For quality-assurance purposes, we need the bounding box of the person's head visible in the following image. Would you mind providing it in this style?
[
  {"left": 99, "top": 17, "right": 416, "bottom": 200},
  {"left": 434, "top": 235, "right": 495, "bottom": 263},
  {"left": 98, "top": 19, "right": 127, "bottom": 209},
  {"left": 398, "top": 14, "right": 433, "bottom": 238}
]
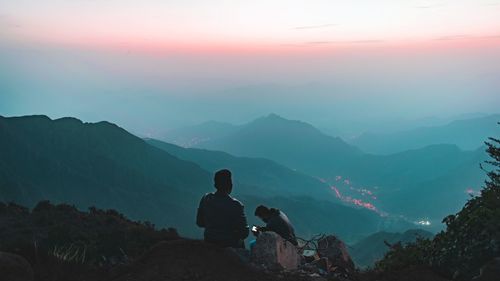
[
  {"left": 214, "top": 169, "right": 233, "bottom": 194},
  {"left": 255, "top": 205, "right": 272, "bottom": 222}
]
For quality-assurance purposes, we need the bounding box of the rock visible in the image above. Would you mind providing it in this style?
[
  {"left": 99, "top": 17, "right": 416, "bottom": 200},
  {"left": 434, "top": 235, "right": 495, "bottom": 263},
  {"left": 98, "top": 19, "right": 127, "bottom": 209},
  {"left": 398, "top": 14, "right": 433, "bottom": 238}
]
[
  {"left": 317, "top": 235, "right": 355, "bottom": 272},
  {"left": 472, "top": 257, "right": 500, "bottom": 281},
  {"left": 309, "top": 257, "right": 330, "bottom": 273},
  {"left": 250, "top": 232, "right": 301, "bottom": 271},
  {"left": 0, "top": 252, "right": 34, "bottom": 281}
]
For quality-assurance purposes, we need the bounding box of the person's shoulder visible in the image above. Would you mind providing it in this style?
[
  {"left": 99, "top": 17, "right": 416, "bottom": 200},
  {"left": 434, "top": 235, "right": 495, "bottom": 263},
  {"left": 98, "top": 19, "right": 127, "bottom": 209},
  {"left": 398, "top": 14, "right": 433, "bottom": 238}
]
[
  {"left": 201, "top": 192, "right": 215, "bottom": 201},
  {"left": 229, "top": 196, "right": 244, "bottom": 208},
  {"left": 270, "top": 208, "right": 281, "bottom": 216}
]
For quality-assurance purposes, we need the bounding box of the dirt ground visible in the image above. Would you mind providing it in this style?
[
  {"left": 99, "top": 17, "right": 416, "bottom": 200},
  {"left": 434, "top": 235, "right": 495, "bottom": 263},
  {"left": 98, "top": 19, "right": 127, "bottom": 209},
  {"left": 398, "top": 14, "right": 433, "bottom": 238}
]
[
  {"left": 107, "top": 239, "right": 455, "bottom": 281},
  {"left": 108, "top": 239, "right": 311, "bottom": 281}
]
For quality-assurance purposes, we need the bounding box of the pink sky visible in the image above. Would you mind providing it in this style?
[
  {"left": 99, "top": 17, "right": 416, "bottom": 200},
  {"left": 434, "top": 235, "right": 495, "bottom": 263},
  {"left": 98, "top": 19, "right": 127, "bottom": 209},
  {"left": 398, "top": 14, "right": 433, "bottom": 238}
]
[{"left": 1, "top": 0, "right": 500, "bottom": 53}]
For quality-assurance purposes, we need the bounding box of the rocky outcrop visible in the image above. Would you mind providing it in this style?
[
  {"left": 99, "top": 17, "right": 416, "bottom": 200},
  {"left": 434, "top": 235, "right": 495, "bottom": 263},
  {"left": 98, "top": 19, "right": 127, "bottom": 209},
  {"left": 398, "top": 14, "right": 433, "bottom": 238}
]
[
  {"left": 0, "top": 252, "right": 34, "bottom": 281},
  {"left": 317, "top": 235, "right": 355, "bottom": 272},
  {"left": 251, "top": 232, "right": 301, "bottom": 270},
  {"left": 298, "top": 235, "right": 357, "bottom": 280}
]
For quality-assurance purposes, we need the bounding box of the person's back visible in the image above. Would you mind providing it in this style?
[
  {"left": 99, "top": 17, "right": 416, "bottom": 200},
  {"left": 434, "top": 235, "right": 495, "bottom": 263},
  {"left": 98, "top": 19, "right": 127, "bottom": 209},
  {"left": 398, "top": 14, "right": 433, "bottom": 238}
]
[
  {"left": 254, "top": 206, "right": 298, "bottom": 246},
  {"left": 196, "top": 169, "right": 249, "bottom": 248}
]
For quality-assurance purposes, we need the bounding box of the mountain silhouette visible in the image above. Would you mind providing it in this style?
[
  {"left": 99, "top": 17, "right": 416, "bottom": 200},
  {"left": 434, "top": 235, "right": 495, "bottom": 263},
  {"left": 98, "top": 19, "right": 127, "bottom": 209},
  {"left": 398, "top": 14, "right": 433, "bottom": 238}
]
[
  {"left": 197, "top": 113, "right": 362, "bottom": 175},
  {"left": 162, "top": 120, "right": 238, "bottom": 147},
  {"left": 0, "top": 115, "right": 211, "bottom": 236},
  {"left": 351, "top": 114, "right": 500, "bottom": 154},
  {"left": 186, "top": 114, "right": 487, "bottom": 226},
  {"left": 146, "top": 138, "right": 335, "bottom": 200},
  {"left": 349, "top": 229, "right": 434, "bottom": 268}
]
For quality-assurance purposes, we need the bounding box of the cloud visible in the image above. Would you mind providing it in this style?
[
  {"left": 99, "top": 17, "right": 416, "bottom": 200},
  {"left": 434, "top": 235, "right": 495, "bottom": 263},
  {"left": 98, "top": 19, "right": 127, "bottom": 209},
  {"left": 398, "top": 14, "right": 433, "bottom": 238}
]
[
  {"left": 306, "top": 41, "right": 332, "bottom": 45},
  {"left": 433, "top": 34, "right": 500, "bottom": 41},
  {"left": 293, "top": 23, "right": 338, "bottom": 30},
  {"left": 481, "top": 2, "right": 500, "bottom": 6},
  {"left": 305, "top": 39, "right": 384, "bottom": 45},
  {"left": 434, "top": 34, "right": 471, "bottom": 41},
  {"left": 342, "top": 40, "right": 385, "bottom": 44},
  {"left": 415, "top": 2, "right": 446, "bottom": 9},
  {"left": 479, "top": 34, "right": 500, "bottom": 39}
]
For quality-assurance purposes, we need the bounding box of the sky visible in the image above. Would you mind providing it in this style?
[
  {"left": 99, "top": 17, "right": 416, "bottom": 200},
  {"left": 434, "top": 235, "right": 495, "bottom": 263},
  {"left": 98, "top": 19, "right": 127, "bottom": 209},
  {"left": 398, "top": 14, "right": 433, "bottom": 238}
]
[{"left": 1, "top": 0, "right": 500, "bottom": 137}]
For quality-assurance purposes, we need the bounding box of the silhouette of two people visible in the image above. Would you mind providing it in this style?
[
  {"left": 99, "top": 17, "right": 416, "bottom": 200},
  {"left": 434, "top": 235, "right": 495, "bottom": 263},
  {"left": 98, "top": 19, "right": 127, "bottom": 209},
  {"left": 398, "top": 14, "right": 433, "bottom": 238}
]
[{"left": 196, "top": 169, "right": 297, "bottom": 249}]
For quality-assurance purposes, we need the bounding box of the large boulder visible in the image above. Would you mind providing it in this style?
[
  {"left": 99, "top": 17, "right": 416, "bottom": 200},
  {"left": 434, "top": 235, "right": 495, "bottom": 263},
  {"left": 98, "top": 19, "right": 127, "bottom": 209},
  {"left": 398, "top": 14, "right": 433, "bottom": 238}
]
[
  {"left": 251, "top": 232, "right": 301, "bottom": 271},
  {"left": 0, "top": 252, "right": 34, "bottom": 281},
  {"left": 317, "top": 235, "right": 355, "bottom": 273}
]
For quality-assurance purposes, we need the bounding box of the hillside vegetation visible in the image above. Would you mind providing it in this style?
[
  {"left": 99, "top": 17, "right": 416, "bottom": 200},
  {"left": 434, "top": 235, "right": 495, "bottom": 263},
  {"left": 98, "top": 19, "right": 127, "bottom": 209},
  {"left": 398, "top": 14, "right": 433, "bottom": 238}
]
[{"left": 374, "top": 136, "right": 500, "bottom": 280}]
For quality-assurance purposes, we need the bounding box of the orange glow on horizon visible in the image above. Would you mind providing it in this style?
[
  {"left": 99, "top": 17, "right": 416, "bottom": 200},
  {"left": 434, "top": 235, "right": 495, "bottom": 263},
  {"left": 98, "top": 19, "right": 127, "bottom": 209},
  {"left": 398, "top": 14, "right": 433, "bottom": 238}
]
[
  {"left": 2, "top": 0, "right": 500, "bottom": 56},
  {"left": 5, "top": 29, "right": 500, "bottom": 57}
]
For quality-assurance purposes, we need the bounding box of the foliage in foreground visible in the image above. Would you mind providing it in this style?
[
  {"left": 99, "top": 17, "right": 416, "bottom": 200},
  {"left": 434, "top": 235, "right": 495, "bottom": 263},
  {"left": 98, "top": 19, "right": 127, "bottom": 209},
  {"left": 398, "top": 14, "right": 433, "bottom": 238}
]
[
  {"left": 0, "top": 201, "right": 179, "bottom": 267},
  {"left": 376, "top": 137, "right": 500, "bottom": 280}
]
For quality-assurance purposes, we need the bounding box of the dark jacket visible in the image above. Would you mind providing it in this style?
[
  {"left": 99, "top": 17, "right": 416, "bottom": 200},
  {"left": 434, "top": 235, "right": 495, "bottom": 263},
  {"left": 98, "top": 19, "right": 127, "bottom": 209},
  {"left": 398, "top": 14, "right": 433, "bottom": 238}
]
[
  {"left": 263, "top": 208, "right": 298, "bottom": 246},
  {"left": 196, "top": 192, "right": 249, "bottom": 248}
]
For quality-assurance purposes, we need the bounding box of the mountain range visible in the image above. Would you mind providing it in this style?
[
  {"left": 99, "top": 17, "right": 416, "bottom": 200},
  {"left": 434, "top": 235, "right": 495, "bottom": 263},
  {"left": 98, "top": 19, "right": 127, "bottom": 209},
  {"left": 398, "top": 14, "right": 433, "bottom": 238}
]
[
  {"left": 146, "top": 138, "right": 334, "bottom": 200},
  {"left": 1, "top": 113, "right": 494, "bottom": 238},
  {"left": 350, "top": 114, "right": 500, "bottom": 154},
  {"left": 0, "top": 115, "right": 410, "bottom": 240},
  {"left": 0, "top": 115, "right": 211, "bottom": 236},
  {"left": 163, "top": 113, "right": 492, "bottom": 226},
  {"left": 349, "top": 229, "right": 434, "bottom": 268}
]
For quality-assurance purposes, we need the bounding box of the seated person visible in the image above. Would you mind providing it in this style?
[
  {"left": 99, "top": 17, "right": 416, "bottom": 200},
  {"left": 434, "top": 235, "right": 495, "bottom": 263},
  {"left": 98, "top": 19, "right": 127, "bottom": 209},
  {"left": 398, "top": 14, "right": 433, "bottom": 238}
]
[
  {"left": 253, "top": 205, "right": 298, "bottom": 246},
  {"left": 196, "top": 169, "right": 249, "bottom": 248}
]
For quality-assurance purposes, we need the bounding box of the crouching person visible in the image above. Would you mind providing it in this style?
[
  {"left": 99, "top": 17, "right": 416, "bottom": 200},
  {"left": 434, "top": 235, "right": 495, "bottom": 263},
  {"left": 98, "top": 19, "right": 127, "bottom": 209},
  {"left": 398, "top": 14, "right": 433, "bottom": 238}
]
[
  {"left": 250, "top": 205, "right": 301, "bottom": 270},
  {"left": 253, "top": 205, "right": 298, "bottom": 246}
]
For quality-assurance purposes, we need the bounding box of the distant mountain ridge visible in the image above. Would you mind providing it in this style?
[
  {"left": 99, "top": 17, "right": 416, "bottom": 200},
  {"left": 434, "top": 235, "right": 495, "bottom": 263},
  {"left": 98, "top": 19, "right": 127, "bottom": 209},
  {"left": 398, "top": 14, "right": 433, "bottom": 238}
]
[
  {"left": 180, "top": 114, "right": 488, "bottom": 226},
  {"left": 197, "top": 113, "right": 362, "bottom": 175},
  {"left": 351, "top": 114, "right": 500, "bottom": 154},
  {"left": 146, "top": 138, "right": 418, "bottom": 238},
  {"left": 146, "top": 138, "right": 335, "bottom": 200},
  {"left": 162, "top": 120, "right": 238, "bottom": 147},
  {"left": 349, "top": 229, "right": 434, "bottom": 268}
]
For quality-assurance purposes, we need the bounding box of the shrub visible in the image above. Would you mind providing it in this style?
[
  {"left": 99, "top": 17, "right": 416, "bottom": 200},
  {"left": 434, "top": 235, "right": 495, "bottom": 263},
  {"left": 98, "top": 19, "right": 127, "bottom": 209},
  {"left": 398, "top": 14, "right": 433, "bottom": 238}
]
[{"left": 375, "top": 136, "right": 500, "bottom": 280}]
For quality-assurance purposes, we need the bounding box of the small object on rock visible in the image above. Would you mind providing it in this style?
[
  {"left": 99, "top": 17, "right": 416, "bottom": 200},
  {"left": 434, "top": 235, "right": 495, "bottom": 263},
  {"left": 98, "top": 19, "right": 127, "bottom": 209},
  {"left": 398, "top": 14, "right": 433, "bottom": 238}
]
[
  {"left": 250, "top": 232, "right": 301, "bottom": 270},
  {"left": 303, "top": 249, "right": 319, "bottom": 263},
  {"left": 0, "top": 251, "right": 34, "bottom": 281}
]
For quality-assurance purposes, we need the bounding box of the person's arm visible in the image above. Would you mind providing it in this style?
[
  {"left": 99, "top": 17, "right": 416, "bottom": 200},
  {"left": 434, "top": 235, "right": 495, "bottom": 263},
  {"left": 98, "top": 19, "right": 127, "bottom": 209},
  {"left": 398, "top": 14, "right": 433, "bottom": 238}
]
[
  {"left": 264, "top": 217, "right": 278, "bottom": 233},
  {"left": 258, "top": 226, "right": 268, "bottom": 232},
  {"left": 196, "top": 196, "right": 206, "bottom": 228},
  {"left": 235, "top": 204, "right": 249, "bottom": 240}
]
